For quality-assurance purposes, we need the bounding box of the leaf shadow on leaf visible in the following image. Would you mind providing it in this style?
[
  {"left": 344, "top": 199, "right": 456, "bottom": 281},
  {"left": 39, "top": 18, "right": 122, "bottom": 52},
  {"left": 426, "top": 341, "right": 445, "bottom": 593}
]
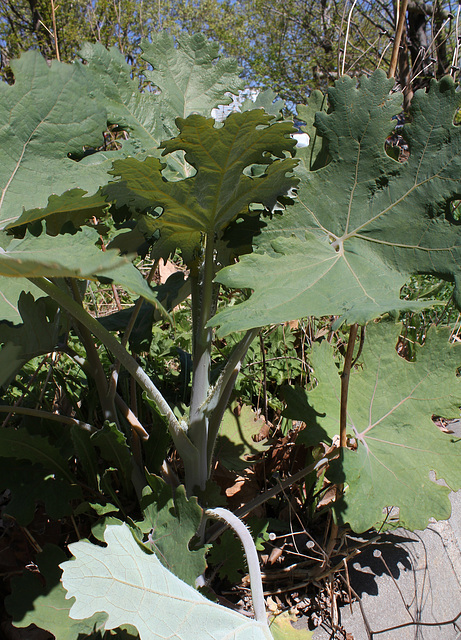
[
  {"left": 6, "top": 544, "right": 66, "bottom": 621},
  {"left": 213, "top": 434, "right": 247, "bottom": 471},
  {"left": 0, "top": 458, "right": 80, "bottom": 525},
  {"left": 214, "top": 404, "right": 270, "bottom": 471},
  {"left": 345, "top": 531, "right": 415, "bottom": 597},
  {"left": 281, "top": 385, "right": 330, "bottom": 447},
  {"left": 222, "top": 213, "right": 269, "bottom": 260},
  {"left": 5, "top": 544, "right": 115, "bottom": 639}
]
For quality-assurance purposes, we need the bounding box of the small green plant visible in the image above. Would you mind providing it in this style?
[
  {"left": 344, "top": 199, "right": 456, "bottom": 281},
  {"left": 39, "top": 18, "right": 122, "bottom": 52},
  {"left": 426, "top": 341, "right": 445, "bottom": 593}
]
[{"left": 0, "top": 32, "right": 460, "bottom": 640}]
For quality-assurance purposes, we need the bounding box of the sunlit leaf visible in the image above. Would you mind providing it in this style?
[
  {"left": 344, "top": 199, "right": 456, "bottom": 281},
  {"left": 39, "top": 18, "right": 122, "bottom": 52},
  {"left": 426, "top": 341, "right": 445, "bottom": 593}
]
[
  {"left": 216, "top": 403, "right": 269, "bottom": 470},
  {"left": 136, "top": 477, "right": 207, "bottom": 586},
  {"left": 0, "top": 52, "right": 110, "bottom": 231},
  {"left": 211, "top": 72, "right": 461, "bottom": 335},
  {"left": 61, "top": 523, "right": 273, "bottom": 640},
  {"left": 287, "top": 322, "right": 461, "bottom": 531},
  {"left": 0, "top": 226, "right": 159, "bottom": 304}
]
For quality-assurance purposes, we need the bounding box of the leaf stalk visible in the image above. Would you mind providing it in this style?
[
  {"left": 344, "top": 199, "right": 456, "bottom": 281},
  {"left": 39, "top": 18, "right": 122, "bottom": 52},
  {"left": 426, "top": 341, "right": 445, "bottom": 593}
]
[
  {"left": 340, "top": 323, "right": 359, "bottom": 448},
  {"left": 28, "top": 277, "right": 198, "bottom": 466},
  {"left": 206, "top": 507, "right": 268, "bottom": 626}
]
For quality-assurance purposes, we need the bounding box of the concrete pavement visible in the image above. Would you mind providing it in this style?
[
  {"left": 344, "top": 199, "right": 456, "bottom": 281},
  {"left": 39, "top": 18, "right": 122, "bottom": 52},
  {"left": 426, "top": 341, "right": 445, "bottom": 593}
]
[{"left": 297, "top": 422, "right": 461, "bottom": 639}]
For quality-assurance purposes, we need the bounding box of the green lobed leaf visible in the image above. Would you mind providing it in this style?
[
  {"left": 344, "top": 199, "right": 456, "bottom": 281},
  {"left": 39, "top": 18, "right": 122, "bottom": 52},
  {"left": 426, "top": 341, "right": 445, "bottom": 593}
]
[
  {"left": 79, "top": 41, "right": 168, "bottom": 155},
  {"left": 282, "top": 384, "right": 329, "bottom": 447},
  {"left": 91, "top": 422, "right": 133, "bottom": 493},
  {"left": 0, "top": 292, "right": 65, "bottom": 386},
  {"left": 289, "top": 322, "right": 461, "bottom": 532},
  {"left": 0, "top": 276, "right": 47, "bottom": 324},
  {"left": 71, "top": 424, "right": 99, "bottom": 489},
  {"left": 241, "top": 89, "right": 285, "bottom": 118},
  {"left": 12, "top": 189, "right": 110, "bottom": 234},
  {"left": 210, "top": 72, "right": 461, "bottom": 335},
  {"left": 0, "top": 458, "right": 81, "bottom": 525},
  {"left": 98, "top": 271, "right": 190, "bottom": 352},
  {"left": 79, "top": 33, "right": 244, "bottom": 180},
  {"left": 61, "top": 523, "right": 273, "bottom": 640},
  {"left": 215, "top": 403, "right": 270, "bottom": 471},
  {"left": 91, "top": 515, "right": 124, "bottom": 542},
  {"left": 136, "top": 476, "right": 207, "bottom": 587},
  {"left": 0, "top": 226, "right": 160, "bottom": 305},
  {"left": 295, "top": 90, "right": 329, "bottom": 171},
  {"left": 0, "top": 428, "right": 74, "bottom": 483},
  {"left": 105, "top": 110, "right": 298, "bottom": 264},
  {"left": 208, "top": 529, "right": 245, "bottom": 583},
  {"left": 208, "top": 518, "right": 269, "bottom": 583},
  {"left": 141, "top": 419, "right": 172, "bottom": 476},
  {"left": 269, "top": 612, "right": 313, "bottom": 640},
  {"left": 142, "top": 32, "right": 243, "bottom": 127},
  {"left": 1, "top": 32, "right": 243, "bottom": 235}
]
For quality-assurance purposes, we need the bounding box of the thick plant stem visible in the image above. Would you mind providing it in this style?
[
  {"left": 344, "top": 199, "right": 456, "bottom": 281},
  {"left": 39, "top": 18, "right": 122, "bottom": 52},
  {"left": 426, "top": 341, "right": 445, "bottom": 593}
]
[
  {"left": 205, "top": 327, "right": 260, "bottom": 468},
  {"left": 204, "top": 328, "right": 260, "bottom": 417},
  {"left": 188, "top": 235, "right": 215, "bottom": 492},
  {"left": 28, "top": 277, "right": 198, "bottom": 467},
  {"left": 206, "top": 508, "right": 268, "bottom": 626}
]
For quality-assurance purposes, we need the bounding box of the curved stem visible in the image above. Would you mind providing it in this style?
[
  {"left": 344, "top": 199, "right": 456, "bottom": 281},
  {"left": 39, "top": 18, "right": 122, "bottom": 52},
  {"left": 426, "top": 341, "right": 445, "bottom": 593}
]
[
  {"left": 68, "top": 279, "right": 117, "bottom": 424},
  {"left": 114, "top": 394, "right": 149, "bottom": 440},
  {"left": 205, "top": 327, "right": 260, "bottom": 470},
  {"left": 0, "top": 404, "right": 96, "bottom": 433},
  {"left": 108, "top": 260, "right": 159, "bottom": 405},
  {"left": 206, "top": 507, "right": 268, "bottom": 626},
  {"left": 28, "top": 277, "right": 198, "bottom": 466}
]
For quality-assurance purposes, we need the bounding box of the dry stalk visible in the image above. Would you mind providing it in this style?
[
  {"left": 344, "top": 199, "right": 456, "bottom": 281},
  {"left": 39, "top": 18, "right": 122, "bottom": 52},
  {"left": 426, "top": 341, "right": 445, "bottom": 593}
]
[{"left": 388, "top": 0, "right": 409, "bottom": 79}]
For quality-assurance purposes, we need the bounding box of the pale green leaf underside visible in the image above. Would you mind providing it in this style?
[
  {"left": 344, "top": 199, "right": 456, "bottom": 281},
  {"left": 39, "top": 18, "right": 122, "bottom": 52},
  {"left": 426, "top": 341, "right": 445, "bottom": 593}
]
[
  {"left": 61, "top": 523, "right": 272, "bottom": 640},
  {"left": 0, "top": 227, "right": 159, "bottom": 304},
  {"left": 210, "top": 233, "right": 430, "bottom": 335},
  {"left": 142, "top": 32, "right": 243, "bottom": 124},
  {"left": 80, "top": 32, "right": 244, "bottom": 181},
  {"left": 0, "top": 52, "right": 112, "bottom": 230},
  {"left": 79, "top": 41, "right": 169, "bottom": 154},
  {"left": 211, "top": 72, "right": 461, "bottom": 334},
  {"left": 297, "top": 322, "right": 461, "bottom": 532},
  {"left": 1, "top": 32, "right": 242, "bottom": 233}
]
